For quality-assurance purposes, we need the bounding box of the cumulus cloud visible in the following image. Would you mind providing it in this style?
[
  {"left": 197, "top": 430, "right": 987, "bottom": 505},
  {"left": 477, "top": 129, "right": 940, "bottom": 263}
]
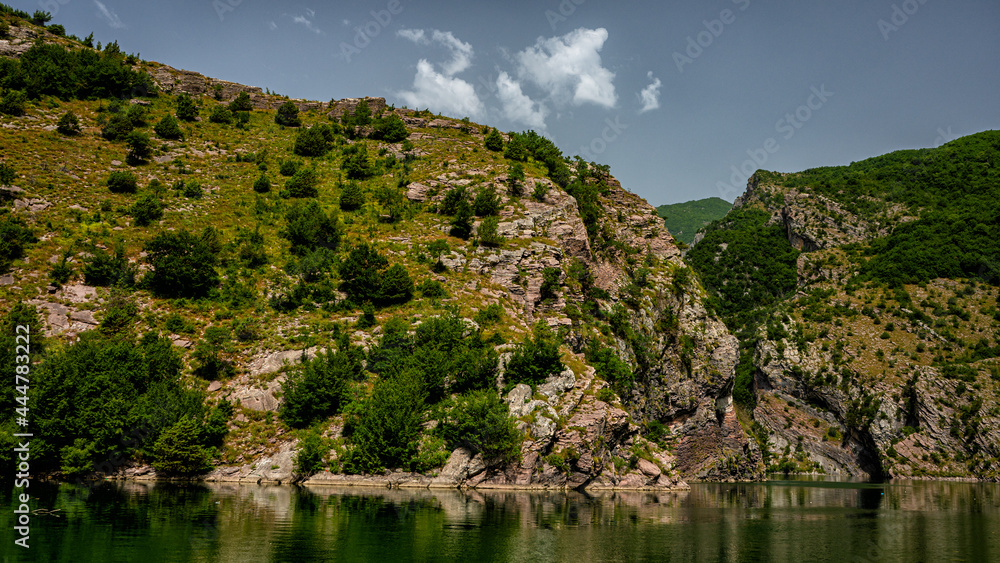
[
  {"left": 496, "top": 72, "right": 548, "bottom": 132},
  {"left": 396, "top": 30, "right": 484, "bottom": 119},
  {"left": 515, "top": 27, "right": 617, "bottom": 109},
  {"left": 638, "top": 71, "right": 662, "bottom": 113},
  {"left": 94, "top": 0, "right": 125, "bottom": 29},
  {"left": 291, "top": 12, "right": 322, "bottom": 34}
]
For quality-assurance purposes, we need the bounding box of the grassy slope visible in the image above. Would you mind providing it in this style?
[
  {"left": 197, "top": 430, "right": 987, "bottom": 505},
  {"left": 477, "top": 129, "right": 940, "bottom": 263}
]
[{"left": 655, "top": 197, "right": 731, "bottom": 244}]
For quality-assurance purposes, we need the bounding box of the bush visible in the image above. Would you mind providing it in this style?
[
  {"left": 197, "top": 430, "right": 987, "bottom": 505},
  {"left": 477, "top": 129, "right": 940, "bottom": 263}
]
[
  {"left": 46, "top": 23, "right": 64, "bottom": 36},
  {"left": 478, "top": 215, "right": 503, "bottom": 247},
  {"left": 473, "top": 188, "right": 501, "bottom": 217},
  {"left": 192, "top": 326, "right": 234, "bottom": 379},
  {"left": 504, "top": 133, "right": 527, "bottom": 161},
  {"left": 131, "top": 192, "right": 164, "bottom": 226},
  {"left": 125, "top": 104, "right": 147, "bottom": 127},
  {"left": 31, "top": 10, "right": 52, "bottom": 25},
  {"left": 484, "top": 128, "right": 503, "bottom": 151},
  {"left": 339, "top": 180, "right": 364, "bottom": 211},
  {"left": 586, "top": 342, "right": 634, "bottom": 397},
  {"left": 505, "top": 322, "right": 564, "bottom": 387},
  {"left": 151, "top": 416, "right": 213, "bottom": 475},
  {"left": 279, "top": 159, "right": 299, "bottom": 177},
  {"left": 56, "top": 111, "right": 81, "bottom": 135},
  {"left": 181, "top": 180, "right": 203, "bottom": 199},
  {"left": 379, "top": 264, "right": 415, "bottom": 305},
  {"left": 371, "top": 114, "right": 408, "bottom": 142},
  {"left": 280, "top": 200, "right": 341, "bottom": 255},
  {"left": 125, "top": 130, "right": 152, "bottom": 164},
  {"left": 153, "top": 114, "right": 183, "bottom": 140},
  {"left": 342, "top": 144, "right": 374, "bottom": 180},
  {"left": 82, "top": 245, "right": 134, "bottom": 287},
  {"left": 294, "top": 431, "right": 327, "bottom": 477},
  {"left": 252, "top": 173, "right": 271, "bottom": 193},
  {"left": 143, "top": 228, "right": 220, "bottom": 298},
  {"left": 438, "top": 390, "right": 521, "bottom": 467},
  {"left": 0, "top": 162, "right": 15, "bottom": 186},
  {"left": 176, "top": 94, "right": 198, "bottom": 121},
  {"left": 208, "top": 106, "right": 232, "bottom": 124},
  {"left": 229, "top": 91, "right": 253, "bottom": 112},
  {"left": 418, "top": 279, "right": 446, "bottom": 298},
  {"left": 293, "top": 125, "right": 331, "bottom": 157},
  {"left": 507, "top": 163, "right": 525, "bottom": 196},
  {"left": 107, "top": 170, "right": 138, "bottom": 193},
  {"left": 275, "top": 101, "right": 301, "bottom": 127},
  {"left": 344, "top": 370, "right": 424, "bottom": 474},
  {"left": 0, "top": 215, "right": 35, "bottom": 272},
  {"left": 101, "top": 112, "right": 133, "bottom": 140},
  {"left": 281, "top": 347, "right": 363, "bottom": 428},
  {"left": 339, "top": 244, "right": 413, "bottom": 307},
  {"left": 540, "top": 267, "right": 561, "bottom": 302},
  {"left": 282, "top": 167, "right": 320, "bottom": 198},
  {"left": 449, "top": 199, "right": 473, "bottom": 240},
  {"left": 0, "top": 89, "right": 26, "bottom": 116}
]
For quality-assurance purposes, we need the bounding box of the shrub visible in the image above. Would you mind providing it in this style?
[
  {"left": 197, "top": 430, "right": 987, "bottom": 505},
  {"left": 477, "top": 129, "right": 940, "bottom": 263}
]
[
  {"left": 507, "top": 163, "right": 525, "bottom": 196},
  {"left": 438, "top": 390, "right": 521, "bottom": 467},
  {"left": 279, "top": 159, "right": 299, "bottom": 177},
  {"left": 282, "top": 167, "right": 320, "bottom": 198},
  {"left": 153, "top": 114, "right": 183, "bottom": 140},
  {"left": 82, "top": 245, "right": 134, "bottom": 287},
  {"left": 131, "top": 192, "right": 164, "bottom": 226},
  {"left": 473, "top": 188, "right": 501, "bottom": 217},
  {"left": 229, "top": 91, "right": 253, "bottom": 112},
  {"left": 418, "top": 279, "right": 446, "bottom": 299},
  {"left": 484, "top": 128, "right": 503, "bottom": 151},
  {"left": 505, "top": 322, "right": 564, "bottom": 387},
  {"left": 208, "top": 106, "right": 232, "bottom": 124},
  {"left": 275, "top": 101, "right": 301, "bottom": 127},
  {"left": 342, "top": 144, "right": 374, "bottom": 180},
  {"left": 281, "top": 348, "right": 363, "bottom": 428},
  {"left": 504, "top": 133, "right": 527, "bottom": 161},
  {"left": 339, "top": 180, "right": 365, "bottom": 211},
  {"left": 107, "top": 170, "right": 138, "bottom": 193},
  {"left": 125, "top": 104, "right": 147, "bottom": 127},
  {"left": 143, "top": 228, "right": 220, "bottom": 298},
  {"left": 176, "top": 94, "right": 198, "bottom": 121},
  {"left": 252, "top": 173, "right": 271, "bottom": 193},
  {"left": 478, "top": 215, "right": 503, "bottom": 247},
  {"left": 151, "top": 416, "right": 213, "bottom": 475},
  {"left": 586, "top": 342, "right": 634, "bottom": 397},
  {"left": 339, "top": 244, "right": 413, "bottom": 307},
  {"left": 192, "top": 326, "right": 234, "bottom": 379},
  {"left": 56, "top": 111, "right": 81, "bottom": 135},
  {"left": 449, "top": 199, "right": 473, "bottom": 240},
  {"left": 50, "top": 256, "right": 73, "bottom": 286},
  {"left": 293, "top": 125, "right": 331, "bottom": 157},
  {"left": 46, "top": 23, "right": 64, "bottom": 36},
  {"left": 379, "top": 264, "right": 415, "bottom": 305},
  {"left": 532, "top": 180, "right": 549, "bottom": 202},
  {"left": 294, "top": 430, "right": 326, "bottom": 477},
  {"left": 280, "top": 200, "right": 341, "bottom": 255},
  {"left": 125, "top": 130, "right": 152, "bottom": 164},
  {"left": 371, "top": 114, "right": 408, "bottom": 142},
  {"left": 0, "top": 162, "right": 14, "bottom": 186},
  {"left": 0, "top": 89, "right": 26, "bottom": 116},
  {"left": 0, "top": 215, "right": 35, "bottom": 272},
  {"left": 31, "top": 10, "right": 52, "bottom": 25},
  {"left": 181, "top": 180, "right": 203, "bottom": 199},
  {"left": 232, "top": 317, "right": 260, "bottom": 342},
  {"left": 344, "top": 370, "right": 424, "bottom": 474},
  {"left": 540, "top": 267, "right": 561, "bottom": 302},
  {"left": 101, "top": 112, "right": 133, "bottom": 140}
]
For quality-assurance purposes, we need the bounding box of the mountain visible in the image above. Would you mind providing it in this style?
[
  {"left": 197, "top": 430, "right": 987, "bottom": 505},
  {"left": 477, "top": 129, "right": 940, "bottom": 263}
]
[
  {"left": 655, "top": 197, "right": 732, "bottom": 245},
  {"left": 687, "top": 132, "right": 1000, "bottom": 480},
  {"left": 0, "top": 9, "right": 760, "bottom": 489}
]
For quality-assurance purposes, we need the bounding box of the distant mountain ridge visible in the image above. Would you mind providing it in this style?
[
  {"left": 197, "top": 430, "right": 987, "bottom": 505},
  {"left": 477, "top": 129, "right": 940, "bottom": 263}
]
[{"left": 655, "top": 197, "right": 732, "bottom": 244}]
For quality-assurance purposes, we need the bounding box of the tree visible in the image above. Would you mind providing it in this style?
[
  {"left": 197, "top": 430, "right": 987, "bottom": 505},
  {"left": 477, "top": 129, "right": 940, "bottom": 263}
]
[
  {"left": 339, "top": 180, "right": 365, "bottom": 211},
  {"left": 507, "top": 163, "right": 525, "bottom": 196},
  {"left": 131, "top": 192, "right": 164, "bottom": 226},
  {"left": 107, "top": 170, "right": 138, "bottom": 193},
  {"left": 0, "top": 89, "right": 26, "bottom": 116},
  {"left": 153, "top": 114, "right": 183, "bottom": 140},
  {"left": 344, "top": 370, "right": 424, "bottom": 473},
  {"left": 379, "top": 264, "right": 414, "bottom": 305},
  {"left": 294, "top": 430, "right": 327, "bottom": 477},
  {"left": 478, "top": 215, "right": 503, "bottom": 248},
  {"left": 30, "top": 10, "right": 52, "bottom": 25},
  {"left": 0, "top": 162, "right": 16, "bottom": 186},
  {"left": 505, "top": 322, "right": 564, "bottom": 386},
  {"left": 275, "top": 101, "right": 301, "bottom": 127},
  {"left": 281, "top": 348, "right": 362, "bottom": 428},
  {"left": 342, "top": 144, "right": 373, "bottom": 180},
  {"left": 504, "top": 133, "right": 527, "bottom": 161},
  {"left": 280, "top": 200, "right": 341, "bottom": 255},
  {"left": 438, "top": 390, "right": 521, "bottom": 467},
  {"left": 56, "top": 111, "right": 81, "bottom": 135},
  {"left": 473, "top": 188, "right": 501, "bottom": 217},
  {"left": 282, "top": 167, "right": 320, "bottom": 198},
  {"left": 143, "top": 228, "right": 220, "bottom": 298},
  {"left": 371, "top": 114, "right": 408, "bottom": 142},
  {"left": 125, "top": 130, "right": 152, "bottom": 164},
  {"left": 252, "top": 173, "right": 271, "bottom": 193},
  {"left": 484, "top": 128, "right": 503, "bottom": 151},
  {"left": 449, "top": 199, "right": 473, "bottom": 240},
  {"left": 101, "top": 113, "right": 133, "bottom": 141},
  {"left": 208, "top": 106, "right": 232, "bottom": 124},
  {"left": 176, "top": 93, "right": 198, "bottom": 121},
  {"left": 229, "top": 91, "right": 253, "bottom": 112},
  {"left": 151, "top": 416, "right": 213, "bottom": 475},
  {"left": 293, "top": 125, "right": 330, "bottom": 157},
  {"left": 0, "top": 215, "right": 35, "bottom": 273}
]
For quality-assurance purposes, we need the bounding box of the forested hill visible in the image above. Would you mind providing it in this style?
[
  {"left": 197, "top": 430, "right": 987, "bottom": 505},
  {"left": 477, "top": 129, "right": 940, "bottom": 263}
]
[
  {"left": 687, "top": 130, "right": 1000, "bottom": 480},
  {"left": 655, "top": 197, "right": 732, "bottom": 245},
  {"left": 0, "top": 6, "right": 758, "bottom": 488}
]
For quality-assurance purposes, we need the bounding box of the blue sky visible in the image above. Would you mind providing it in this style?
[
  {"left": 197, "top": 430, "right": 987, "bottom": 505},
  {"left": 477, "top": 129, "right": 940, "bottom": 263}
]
[{"left": 16, "top": 0, "right": 1000, "bottom": 205}]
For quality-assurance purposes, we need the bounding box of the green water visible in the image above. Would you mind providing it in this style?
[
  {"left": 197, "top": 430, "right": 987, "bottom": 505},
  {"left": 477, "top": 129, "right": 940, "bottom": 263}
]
[{"left": 2, "top": 478, "right": 999, "bottom": 562}]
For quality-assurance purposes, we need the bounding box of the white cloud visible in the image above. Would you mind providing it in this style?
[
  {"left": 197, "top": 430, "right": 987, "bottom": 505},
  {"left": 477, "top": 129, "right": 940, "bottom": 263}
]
[
  {"left": 397, "top": 60, "right": 485, "bottom": 119},
  {"left": 496, "top": 72, "right": 548, "bottom": 132},
  {"left": 638, "top": 71, "right": 662, "bottom": 113},
  {"left": 398, "top": 29, "right": 473, "bottom": 76},
  {"left": 515, "top": 27, "right": 617, "bottom": 109},
  {"left": 291, "top": 13, "right": 322, "bottom": 34},
  {"left": 397, "top": 28, "right": 428, "bottom": 45},
  {"left": 93, "top": 0, "right": 125, "bottom": 29}
]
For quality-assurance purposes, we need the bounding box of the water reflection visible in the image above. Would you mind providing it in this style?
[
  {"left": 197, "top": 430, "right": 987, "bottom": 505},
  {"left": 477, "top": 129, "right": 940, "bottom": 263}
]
[{"left": 1, "top": 478, "right": 998, "bottom": 562}]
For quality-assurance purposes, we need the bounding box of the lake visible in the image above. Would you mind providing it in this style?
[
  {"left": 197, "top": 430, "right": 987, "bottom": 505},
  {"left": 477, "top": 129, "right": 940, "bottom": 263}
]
[{"left": 2, "top": 477, "right": 999, "bottom": 562}]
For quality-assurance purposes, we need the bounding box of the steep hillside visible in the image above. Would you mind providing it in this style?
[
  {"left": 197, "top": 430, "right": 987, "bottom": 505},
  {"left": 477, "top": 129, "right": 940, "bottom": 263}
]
[
  {"left": 0, "top": 9, "right": 759, "bottom": 489},
  {"left": 689, "top": 132, "right": 1000, "bottom": 480},
  {"left": 655, "top": 197, "right": 732, "bottom": 245}
]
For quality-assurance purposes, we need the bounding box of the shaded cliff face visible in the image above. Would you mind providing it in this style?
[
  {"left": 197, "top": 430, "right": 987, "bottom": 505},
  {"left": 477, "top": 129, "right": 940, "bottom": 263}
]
[
  {"left": 695, "top": 135, "right": 1000, "bottom": 481},
  {"left": 0, "top": 31, "right": 758, "bottom": 487}
]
